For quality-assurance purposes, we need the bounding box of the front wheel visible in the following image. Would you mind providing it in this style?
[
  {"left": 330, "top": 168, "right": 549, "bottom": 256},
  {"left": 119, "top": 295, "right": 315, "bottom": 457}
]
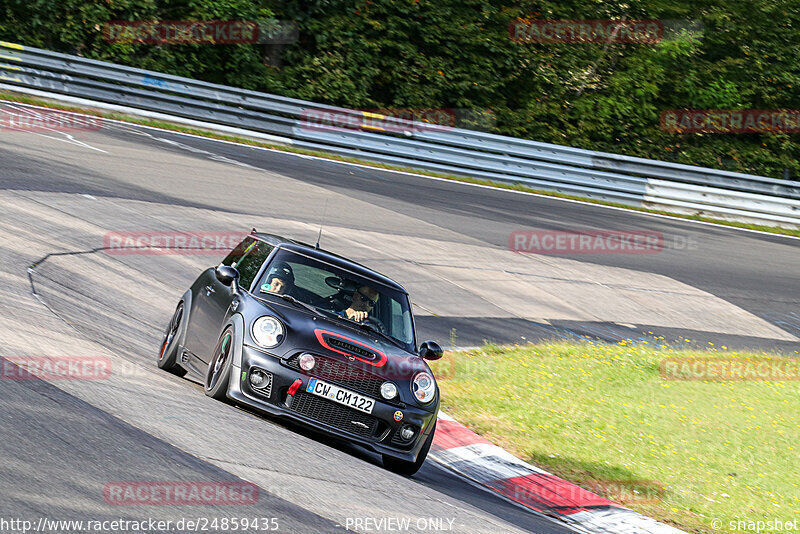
[
  {"left": 382, "top": 421, "right": 436, "bottom": 476},
  {"left": 205, "top": 327, "right": 234, "bottom": 400},
  {"left": 157, "top": 303, "right": 187, "bottom": 377}
]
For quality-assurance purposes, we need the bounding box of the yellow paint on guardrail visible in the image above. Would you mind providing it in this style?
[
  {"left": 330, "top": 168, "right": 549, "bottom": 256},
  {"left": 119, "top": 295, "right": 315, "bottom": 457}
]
[
  {"left": 0, "top": 54, "right": 20, "bottom": 62},
  {"left": 0, "top": 64, "right": 22, "bottom": 71},
  {"left": 0, "top": 42, "right": 25, "bottom": 51},
  {"left": 0, "top": 75, "right": 22, "bottom": 82},
  {"left": 361, "top": 111, "right": 386, "bottom": 131}
]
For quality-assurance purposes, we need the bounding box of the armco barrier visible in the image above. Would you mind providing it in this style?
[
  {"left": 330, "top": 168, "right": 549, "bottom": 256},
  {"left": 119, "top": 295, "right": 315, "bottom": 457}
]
[{"left": 1, "top": 40, "right": 798, "bottom": 227}]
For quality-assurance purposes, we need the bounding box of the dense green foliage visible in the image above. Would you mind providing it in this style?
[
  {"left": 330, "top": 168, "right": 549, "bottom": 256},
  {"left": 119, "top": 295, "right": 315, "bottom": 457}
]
[{"left": 2, "top": 0, "right": 799, "bottom": 178}]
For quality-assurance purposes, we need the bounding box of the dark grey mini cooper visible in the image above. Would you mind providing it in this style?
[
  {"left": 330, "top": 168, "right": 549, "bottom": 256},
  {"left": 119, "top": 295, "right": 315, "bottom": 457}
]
[{"left": 157, "top": 231, "right": 443, "bottom": 475}]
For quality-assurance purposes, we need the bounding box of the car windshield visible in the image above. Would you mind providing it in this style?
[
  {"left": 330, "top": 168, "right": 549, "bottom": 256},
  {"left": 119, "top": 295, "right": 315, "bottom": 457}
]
[{"left": 255, "top": 248, "right": 415, "bottom": 350}]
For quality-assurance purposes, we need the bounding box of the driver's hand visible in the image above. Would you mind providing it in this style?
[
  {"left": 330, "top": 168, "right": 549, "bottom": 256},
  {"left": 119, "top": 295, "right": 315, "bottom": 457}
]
[{"left": 346, "top": 308, "right": 369, "bottom": 322}]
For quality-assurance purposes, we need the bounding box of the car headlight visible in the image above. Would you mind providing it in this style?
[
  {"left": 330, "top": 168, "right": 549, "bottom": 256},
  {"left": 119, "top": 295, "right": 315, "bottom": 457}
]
[
  {"left": 251, "top": 316, "right": 284, "bottom": 349},
  {"left": 412, "top": 372, "right": 436, "bottom": 404},
  {"left": 380, "top": 381, "right": 398, "bottom": 400}
]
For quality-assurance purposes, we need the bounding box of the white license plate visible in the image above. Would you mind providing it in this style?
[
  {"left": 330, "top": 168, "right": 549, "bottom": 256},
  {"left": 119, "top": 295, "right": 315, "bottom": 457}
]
[{"left": 306, "top": 378, "right": 375, "bottom": 414}]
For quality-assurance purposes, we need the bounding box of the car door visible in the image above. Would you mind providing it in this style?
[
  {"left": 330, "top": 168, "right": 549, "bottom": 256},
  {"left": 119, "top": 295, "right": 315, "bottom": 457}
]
[{"left": 186, "top": 238, "right": 273, "bottom": 365}]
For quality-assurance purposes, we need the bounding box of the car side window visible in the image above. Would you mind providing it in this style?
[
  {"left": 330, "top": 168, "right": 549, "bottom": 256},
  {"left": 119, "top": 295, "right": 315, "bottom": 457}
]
[
  {"left": 226, "top": 239, "right": 274, "bottom": 291},
  {"left": 390, "top": 299, "right": 414, "bottom": 344},
  {"left": 222, "top": 237, "right": 253, "bottom": 267}
]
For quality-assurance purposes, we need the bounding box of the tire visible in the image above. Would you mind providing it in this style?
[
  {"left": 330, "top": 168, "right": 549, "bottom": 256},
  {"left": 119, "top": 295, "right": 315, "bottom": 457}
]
[
  {"left": 383, "top": 421, "right": 436, "bottom": 476},
  {"left": 157, "top": 303, "right": 187, "bottom": 377},
  {"left": 204, "top": 327, "right": 234, "bottom": 400}
]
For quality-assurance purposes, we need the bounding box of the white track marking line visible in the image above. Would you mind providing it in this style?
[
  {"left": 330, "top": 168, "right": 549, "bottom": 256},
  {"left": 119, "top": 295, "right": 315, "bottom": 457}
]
[{"left": 0, "top": 105, "right": 108, "bottom": 153}]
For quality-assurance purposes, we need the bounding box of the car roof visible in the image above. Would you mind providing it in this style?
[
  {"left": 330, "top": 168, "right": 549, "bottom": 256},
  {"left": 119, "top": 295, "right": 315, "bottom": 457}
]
[{"left": 252, "top": 232, "right": 407, "bottom": 293}]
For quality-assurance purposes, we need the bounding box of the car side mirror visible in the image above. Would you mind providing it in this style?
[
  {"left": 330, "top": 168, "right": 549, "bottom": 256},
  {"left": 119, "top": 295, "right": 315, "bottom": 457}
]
[
  {"left": 215, "top": 265, "right": 240, "bottom": 287},
  {"left": 419, "top": 340, "right": 443, "bottom": 361}
]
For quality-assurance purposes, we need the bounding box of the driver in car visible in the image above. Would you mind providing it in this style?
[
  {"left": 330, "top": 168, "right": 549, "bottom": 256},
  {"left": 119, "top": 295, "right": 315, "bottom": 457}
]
[
  {"left": 341, "top": 285, "right": 379, "bottom": 323},
  {"left": 260, "top": 262, "right": 295, "bottom": 296}
]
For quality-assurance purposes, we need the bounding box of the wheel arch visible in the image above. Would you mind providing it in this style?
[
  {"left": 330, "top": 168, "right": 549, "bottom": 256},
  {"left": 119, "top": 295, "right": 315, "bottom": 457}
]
[
  {"left": 175, "top": 289, "right": 193, "bottom": 349},
  {"left": 224, "top": 313, "right": 246, "bottom": 401}
]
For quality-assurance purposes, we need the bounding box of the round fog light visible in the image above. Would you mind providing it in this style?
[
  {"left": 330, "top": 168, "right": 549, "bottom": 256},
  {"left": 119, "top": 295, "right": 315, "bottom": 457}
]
[
  {"left": 380, "top": 382, "right": 398, "bottom": 400},
  {"left": 400, "top": 425, "right": 416, "bottom": 441},
  {"left": 249, "top": 369, "right": 266, "bottom": 388},
  {"left": 298, "top": 353, "right": 316, "bottom": 371}
]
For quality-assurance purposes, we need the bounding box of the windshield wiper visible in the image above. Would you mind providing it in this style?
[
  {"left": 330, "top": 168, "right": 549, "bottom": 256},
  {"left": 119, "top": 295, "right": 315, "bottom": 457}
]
[
  {"left": 279, "top": 294, "right": 326, "bottom": 317},
  {"left": 355, "top": 321, "right": 406, "bottom": 350},
  {"left": 260, "top": 293, "right": 326, "bottom": 319}
]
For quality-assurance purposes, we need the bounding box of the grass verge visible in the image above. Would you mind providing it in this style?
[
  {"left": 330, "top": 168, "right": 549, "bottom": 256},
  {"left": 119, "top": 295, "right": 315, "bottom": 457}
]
[
  {"left": 436, "top": 342, "right": 800, "bottom": 533},
  {"left": 1, "top": 90, "right": 798, "bottom": 238}
]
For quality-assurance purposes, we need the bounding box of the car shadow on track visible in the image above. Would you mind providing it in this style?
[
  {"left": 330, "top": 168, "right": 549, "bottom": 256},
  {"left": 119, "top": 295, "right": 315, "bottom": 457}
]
[{"left": 209, "top": 384, "right": 576, "bottom": 534}]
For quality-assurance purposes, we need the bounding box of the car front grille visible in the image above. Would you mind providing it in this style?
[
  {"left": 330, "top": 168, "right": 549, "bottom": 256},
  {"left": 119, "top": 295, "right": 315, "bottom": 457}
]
[
  {"left": 286, "top": 354, "right": 383, "bottom": 398},
  {"left": 290, "top": 391, "right": 378, "bottom": 438}
]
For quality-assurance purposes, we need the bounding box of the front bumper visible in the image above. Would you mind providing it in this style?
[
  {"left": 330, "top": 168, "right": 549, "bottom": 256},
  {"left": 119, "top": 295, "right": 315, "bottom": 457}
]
[{"left": 227, "top": 345, "right": 437, "bottom": 462}]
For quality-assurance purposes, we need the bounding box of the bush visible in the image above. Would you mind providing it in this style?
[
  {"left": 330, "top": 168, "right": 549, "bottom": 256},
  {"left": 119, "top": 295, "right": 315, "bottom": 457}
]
[{"left": 3, "top": 0, "right": 799, "bottom": 178}]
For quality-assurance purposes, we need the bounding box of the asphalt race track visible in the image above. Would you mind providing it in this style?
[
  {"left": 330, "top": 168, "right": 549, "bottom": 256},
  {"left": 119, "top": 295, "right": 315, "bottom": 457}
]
[{"left": 1, "top": 101, "right": 798, "bottom": 533}]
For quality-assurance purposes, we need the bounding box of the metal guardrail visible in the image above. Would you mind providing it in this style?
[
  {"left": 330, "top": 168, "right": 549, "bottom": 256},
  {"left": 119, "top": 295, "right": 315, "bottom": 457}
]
[{"left": 2, "top": 40, "right": 799, "bottom": 226}]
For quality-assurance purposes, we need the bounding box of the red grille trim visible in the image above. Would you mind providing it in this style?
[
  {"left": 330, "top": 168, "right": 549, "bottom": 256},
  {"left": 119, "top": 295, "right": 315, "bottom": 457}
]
[{"left": 314, "top": 329, "right": 387, "bottom": 367}]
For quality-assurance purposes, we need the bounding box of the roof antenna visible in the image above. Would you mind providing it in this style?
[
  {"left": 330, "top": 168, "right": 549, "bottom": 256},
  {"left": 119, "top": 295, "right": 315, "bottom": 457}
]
[
  {"left": 314, "top": 199, "right": 328, "bottom": 250},
  {"left": 314, "top": 227, "right": 323, "bottom": 250}
]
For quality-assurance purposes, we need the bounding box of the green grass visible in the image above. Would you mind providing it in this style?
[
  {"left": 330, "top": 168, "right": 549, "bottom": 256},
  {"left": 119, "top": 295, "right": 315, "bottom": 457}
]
[
  {"left": 436, "top": 342, "right": 800, "bottom": 533},
  {"left": 1, "top": 90, "right": 799, "bottom": 238}
]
